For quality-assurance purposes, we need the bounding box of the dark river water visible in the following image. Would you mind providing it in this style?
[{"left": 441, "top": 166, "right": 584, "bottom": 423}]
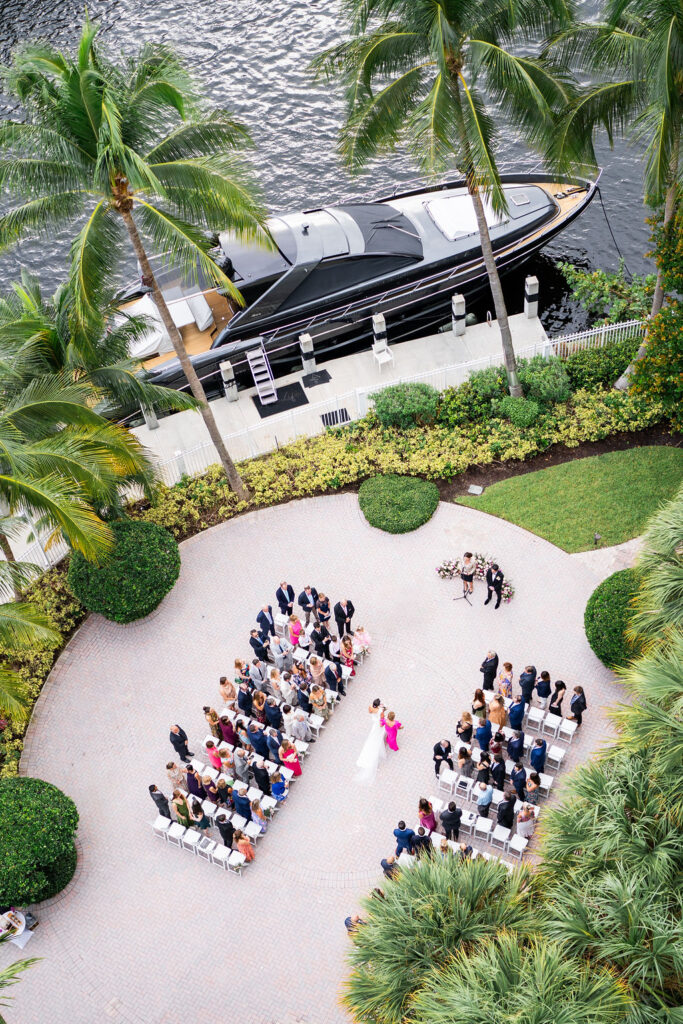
[{"left": 0, "top": 0, "right": 652, "bottom": 333}]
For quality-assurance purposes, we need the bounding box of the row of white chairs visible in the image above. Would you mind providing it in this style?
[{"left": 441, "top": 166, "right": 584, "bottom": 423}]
[
  {"left": 397, "top": 841, "right": 517, "bottom": 870},
  {"left": 438, "top": 766, "right": 554, "bottom": 800},
  {"left": 152, "top": 816, "right": 247, "bottom": 873},
  {"left": 423, "top": 793, "right": 539, "bottom": 852}
]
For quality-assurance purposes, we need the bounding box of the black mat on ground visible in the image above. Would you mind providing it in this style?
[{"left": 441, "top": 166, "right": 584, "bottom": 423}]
[
  {"left": 302, "top": 369, "right": 332, "bottom": 388},
  {"left": 321, "top": 408, "right": 351, "bottom": 428},
  {"left": 252, "top": 382, "right": 309, "bottom": 419}
]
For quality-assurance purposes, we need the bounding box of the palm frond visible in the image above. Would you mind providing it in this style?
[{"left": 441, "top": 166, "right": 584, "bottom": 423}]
[
  {"left": 143, "top": 113, "right": 254, "bottom": 163},
  {"left": 0, "top": 600, "right": 59, "bottom": 649},
  {"left": 0, "top": 192, "right": 86, "bottom": 251}
]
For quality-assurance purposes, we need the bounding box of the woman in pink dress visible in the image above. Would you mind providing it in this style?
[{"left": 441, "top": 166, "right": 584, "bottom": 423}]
[
  {"left": 340, "top": 635, "right": 356, "bottom": 676},
  {"left": 205, "top": 740, "right": 222, "bottom": 771},
  {"left": 380, "top": 710, "right": 403, "bottom": 751},
  {"left": 289, "top": 615, "right": 304, "bottom": 646},
  {"left": 279, "top": 738, "right": 302, "bottom": 777},
  {"left": 418, "top": 797, "right": 437, "bottom": 833}
]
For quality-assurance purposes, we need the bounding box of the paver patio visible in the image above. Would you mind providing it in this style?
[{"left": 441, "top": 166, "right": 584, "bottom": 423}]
[{"left": 3, "top": 494, "right": 625, "bottom": 1024}]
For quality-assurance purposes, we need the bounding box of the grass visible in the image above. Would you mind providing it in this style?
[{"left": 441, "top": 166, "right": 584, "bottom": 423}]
[
  {"left": 457, "top": 447, "right": 683, "bottom": 552},
  {"left": 359, "top": 474, "right": 439, "bottom": 533}
]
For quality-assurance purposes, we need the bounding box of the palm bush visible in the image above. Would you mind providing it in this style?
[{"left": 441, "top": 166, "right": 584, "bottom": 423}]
[{"left": 629, "top": 483, "right": 683, "bottom": 645}]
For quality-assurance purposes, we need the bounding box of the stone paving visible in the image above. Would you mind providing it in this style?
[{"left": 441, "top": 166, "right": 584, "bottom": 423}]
[{"left": 3, "top": 495, "right": 625, "bottom": 1024}]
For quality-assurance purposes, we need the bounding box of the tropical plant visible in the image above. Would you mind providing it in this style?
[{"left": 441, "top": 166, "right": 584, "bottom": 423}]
[
  {"left": 0, "top": 937, "right": 39, "bottom": 1024},
  {"left": 584, "top": 568, "right": 641, "bottom": 668},
  {"left": 629, "top": 482, "right": 683, "bottom": 644},
  {"left": 0, "top": 19, "right": 269, "bottom": 498},
  {"left": 493, "top": 394, "right": 540, "bottom": 428},
  {"left": 630, "top": 304, "right": 683, "bottom": 429},
  {"left": 313, "top": 0, "right": 575, "bottom": 397},
  {"left": 358, "top": 474, "right": 439, "bottom": 532},
  {"left": 370, "top": 382, "right": 440, "bottom": 429},
  {"left": 558, "top": 259, "right": 656, "bottom": 325}
]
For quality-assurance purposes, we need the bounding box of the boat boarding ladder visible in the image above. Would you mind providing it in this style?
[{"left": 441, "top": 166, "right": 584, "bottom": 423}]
[{"left": 246, "top": 341, "right": 277, "bottom": 405}]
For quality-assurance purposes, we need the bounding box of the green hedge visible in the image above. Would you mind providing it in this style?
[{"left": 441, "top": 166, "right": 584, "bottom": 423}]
[
  {"left": 68, "top": 520, "right": 180, "bottom": 623},
  {"left": 359, "top": 474, "right": 439, "bottom": 533},
  {"left": 0, "top": 776, "right": 79, "bottom": 904},
  {"left": 584, "top": 568, "right": 641, "bottom": 668},
  {"left": 371, "top": 382, "right": 440, "bottom": 428}
]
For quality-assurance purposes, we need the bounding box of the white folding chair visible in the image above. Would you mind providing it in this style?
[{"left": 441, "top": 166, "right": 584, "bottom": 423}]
[
  {"left": 211, "top": 844, "right": 231, "bottom": 870},
  {"left": 228, "top": 850, "right": 246, "bottom": 874},
  {"left": 459, "top": 810, "right": 477, "bottom": 836},
  {"left": 190, "top": 759, "right": 205, "bottom": 774},
  {"left": 471, "top": 747, "right": 482, "bottom": 765},
  {"left": 475, "top": 816, "right": 493, "bottom": 842},
  {"left": 182, "top": 828, "right": 202, "bottom": 854},
  {"left": 491, "top": 789, "right": 505, "bottom": 808},
  {"left": 231, "top": 814, "right": 247, "bottom": 831},
  {"left": 429, "top": 795, "right": 445, "bottom": 815},
  {"left": 558, "top": 718, "right": 578, "bottom": 744},
  {"left": 202, "top": 766, "right": 219, "bottom": 783},
  {"left": 397, "top": 851, "right": 415, "bottom": 868},
  {"left": 280, "top": 766, "right": 294, "bottom": 783},
  {"left": 294, "top": 740, "right": 309, "bottom": 757},
  {"left": 546, "top": 745, "right": 566, "bottom": 772},
  {"left": 274, "top": 613, "right": 289, "bottom": 636},
  {"left": 538, "top": 773, "right": 553, "bottom": 797},
  {"left": 293, "top": 648, "right": 308, "bottom": 665},
  {"left": 203, "top": 734, "right": 217, "bottom": 749},
  {"left": 439, "top": 768, "right": 458, "bottom": 795},
  {"left": 166, "top": 822, "right": 185, "bottom": 847},
  {"left": 152, "top": 815, "right": 172, "bottom": 841},
  {"left": 508, "top": 834, "right": 528, "bottom": 860},
  {"left": 244, "top": 820, "right": 263, "bottom": 841},
  {"left": 261, "top": 795, "right": 277, "bottom": 815},
  {"left": 490, "top": 824, "right": 511, "bottom": 850},
  {"left": 308, "top": 714, "right": 325, "bottom": 738},
  {"left": 541, "top": 714, "right": 560, "bottom": 738},
  {"left": 246, "top": 786, "right": 262, "bottom": 803},
  {"left": 197, "top": 837, "right": 216, "bottom": 862},
  {"left": 202, "top": 799, "right": 218, "bottom": 820},
  {"left": 526, "top": 707, "right": 545, "bottom": 732},
  {"left": 456, "top": 776, "right": 473, "bottom": 800}
]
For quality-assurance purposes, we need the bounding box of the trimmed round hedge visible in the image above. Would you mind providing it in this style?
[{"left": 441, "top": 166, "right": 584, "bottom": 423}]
[
  {"left": 359, "top": 474, "right": 439, "bottom": 533},
  {"left": 0, "top": 777, "right": 79, "bottom": 904},
  {"left": 68, "top": 520, "right": 180, "bottom": 623},
  {"left": 584, "top": 567, "right": 640, "bottom": 669}
]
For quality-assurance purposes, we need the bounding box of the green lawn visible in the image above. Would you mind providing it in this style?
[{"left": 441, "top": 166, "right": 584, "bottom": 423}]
[{"left": 457, "top": 447, "right": 683, "bottom": 552}]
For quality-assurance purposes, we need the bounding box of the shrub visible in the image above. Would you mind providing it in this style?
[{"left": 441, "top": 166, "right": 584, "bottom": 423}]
[
  {"left": 631, "top": 303, "right": 683, "bottom": 430},
  {"left": 438, "top": 366, "right": 508, "bottom": 427},
  {"left": 67, "top": 520, "right": 180, "bottom": 623},
  {"left": 518, "top": 355, "right": 571, "bottom": 405},
  {"left": 559, "top": 259, "right": 655, "bottom": 324},
  {"left": 370, "top": 382, "right": 440, "bottom": 429},
  {"left": 494, "top": 395, "right": 540, "bottom": 428},
  {"left": 562, "top": 337, "right": 641, "bottom": 391},
  {"left": 0, "top": 776, "right": 79, "bottom": 903},
  {"left": 358, "top": 474, "right": 439, "bottom": 533},
  {"left": 584, "top": 568, "right": 641, "bottom": 669}
]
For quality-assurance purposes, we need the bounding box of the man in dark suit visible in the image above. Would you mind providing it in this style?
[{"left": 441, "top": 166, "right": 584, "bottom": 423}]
[
  {"left": 265, "top": 698, "right": 283, "bottom": 730},
  {"left": 266, "top": 728, "right": 282, "bottom": 764},
  {"left": 440, "top": 801, "right": 462, "bottom": 841},
  {"left": 237, "top": 683, "right": 253, "bottom": 717},
  {"left": 216, "top": 813, "right": 235, "bottom": 848},
  {"left": 508, "top": 696, "right": 526, "bottom": 731},
  {"left": 475, "top": 717, "right": 492, "bottom": 751},
  {"left": 249, "top": 629, "right": 270, "bottom": 662},
  {"left": 295, "top": 682, "right": 312, "bottom": 714},
  {"left": 275, "top": 581, "right": 295, "bottom": 617},
  {"left": 233, "top": 786, "right": 252, "bottom": 820},
  {"left": 497, "top": 792, "right": 515, "bottom": 829},
  {"left": 491, "top": 754, "right": 506, "bottom": 791},
  {"left": 256, "top": 604, "right": 276, "bottom": 638},
  {"left": 324, "top": 661, "right": 345, "bottom": 696},
  {"left": 310, "top": 622, "right": 331, "bottom": 659},
  {"left": 252, "top": 759, "right": 272, "bottom": 794},
  {"left": 149, "top": 784, "right": 171, "bottom": 818},
  {"left": 412, "top": 826, "right": 431, "bottom": 857},
  {"left": 480, "top": 651, "right": 499, "bottom": 690},
  {"left": 484, "top": 564, "right": 504, "bottom": 609},
  {"left": 518, "top": 666, "right": 537, "bottom": 704},
  {"left": 334, "top": 598, "right": 355, "bottom": 637},
  {"left": 393, "top": 820, "right": 415, "bottom": 856},
  {"left": 247, "top": 722, "right": 269, "bottom": 758},
  {"left": 380, "top": 855, "right": 400, "bottom": 879},
  {"left": 169, "top": 724, "right": 193, "bottom": 763},
  {"left": 507, "top": 730, "right": 525, "bottom": 763},
  {"left": 298, "top": 585, "right": 319, "bottom": 626},
  {"left": 433, "top": 739, "right": 454, "bottom": 777},
  {"left": 510, "top": 762, "right": 527, "bottom": 800}
]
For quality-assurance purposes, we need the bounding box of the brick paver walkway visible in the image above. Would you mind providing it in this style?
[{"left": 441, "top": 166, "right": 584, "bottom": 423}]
[{"left": 4, "top": 495, "right": 623, "bottom": 1024}]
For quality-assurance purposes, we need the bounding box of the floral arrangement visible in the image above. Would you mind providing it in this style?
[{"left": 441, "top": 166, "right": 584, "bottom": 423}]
[{"left": 436, "top": 553, "right": 515, "bottom": 602}]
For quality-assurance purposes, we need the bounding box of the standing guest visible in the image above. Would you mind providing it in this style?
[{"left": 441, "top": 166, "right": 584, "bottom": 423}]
[
  {"left": 353, "top": 626, "right": 372, "bottom": 656},
  {"left": 205, "top": 740, "right": 222, "bottom": 771},
  {"left": 334, "top": 598, "right": 355, "bottom": 637},
  {"left": 249, "top": 629, "right": 270, "bottom": 662},
  {"left": 189, "top": 799, "right": 211, "bottom": 836},
  {"left": 412, "top": 827, "right": 431, "bottom": 857},
  {"left": 433, "top": 738, "right": 454, "bottom": 777},
  {"left": 475, "top": 754, "right": 491, "bottom": 785},
  {"left": 298, "top": 585, "right": 319, "bottom": 625},
  {"left": 476, "top": 782, "right": 494, "bottom": 817},
  {"left": 461, "top": 551, "right": 475, "bottom": 597},
  {"left": 536, "top": 671, "right": 552, "bottom": 710},
  {"left": 529, "top": 738, "right": 547, "bottom": 774},
  {"left": 325, "top": 661, "right": 345, "bottom": 696},
  {"left": 265, "top": 697, "right": 283, "bottom": 731},
  {"left": 497, "top": 791, "right": 516, "bottom": 829},
  {"left": 266, "top": 729, "right": 283, "bottom": 764},
  {"left": 233, "top": 786, "right": 252, "bottom": 820},
  {"left": 525, "top": 773, "right": 541, "bottom": 804},
  {"left": 169, "top": 724, "right": 193, "bottom": 763},
  {"left": 507, "top": 730, "right": 525, "bottom": 763},
  {"left": 439, "top": 838, "right": 451, "bottom": 859},
  {"left": 471, "top": 689, "right": 487, "bottom": 720},
  {"left": 219, "top": 746, "right": 234, "bottom": 775},
  {"left": 475, "top": 715, "right": 492, "bottom": 752},
  {"left": 310, "top": 622, "right": 331, "bottom": 659},
  {"left": 497, "top": 663, "right": 514, "bottom": 699},
  {"left": 270, "top": 634, "right": 294, "bottom": 671},
  {"left": 291, "top": 712, "right": 315, "bottom": 744},
  {"left": 247, "top": 722, "right": 270, "bottom": 759},
  {"left": 256, "top": 604, "right": 276, "bottom": 638},
  {"left": 166, "top": 761, "right": 186, "bottom": 790},
  {"left": 569, "top": 686, "right": 588, "bottom": 726},
  {"left": 186, "top": 766, "right": 206, "bottom": 801},
  {"left": 295, "top": 680, "right": 313, "bottom": 714},
  {"left": 310, "top": 683, "right": 330, "bottom": 721},
  {"left": 215, "top": 779, "right": 233, "bottom": 807},
  {"left": 458, "top": 842, "right": 473, "bottom": 860},
  {"left": 234, "top": 830, "right": 255, "bottom": 862},
  {"left": 249, "top": 658, "right": 269, "bottom": 690},
  {"left": 458, "top": 747, "right": 474, "bottom": 778},
  {"left": 219, "top": 715, "right": 237, "bottom": 746},
  {"left": 381, "top": 710, "right": 403, "bottom": 751},
  {"left": 440, "top": 801, "right": 462, "bottom": 841},
  {"left": 510, "top": 762, "right": 527, "bottom": 800},
  {"left": 489, "top": 731, "right": 505, "bottom": 758},
  {"left": 381, "top": 855, "right": 400, "bottom": 879},
  {"left": 548, "top": 680, "right": 567, "bottom": 717},
  {"left": 516, "top": 804, "right": 536, "bottom": 840},
  {"left": 480, "top": 650, "right": 499, "bottom": 691},
  {"left": 279, "top": 738, "right": 302, "bottom": 776},
  {"left": 289, "top": 614, "right": 305, "bottom": 646},
  {"left": 219, "top": 675, "right": 237, "bottom": 705},
  {"left": 237, "top": 683, "right": 253, "bottom": 717},
  {"left": 271, "top": 772, "right": 289, "bottom": 802},
  {"left": 234, "top": 659, "right": 251, "bottom": 687},
  {"left": 484, "top": 562, "right": 504, "bottom": 609},
  {"left": 418, "top": 798, "right": 437, "bottom": 833},
  {"left": 491, "top": 754, "right": 506, "bottom": 791},
  {"left": 340, "top": 635, "right": 356, "bottom": 675},
  {"left": 204, "top": 777, "right": 219, "bottom": 804},
  {"left": 518, "top": 666, "right": 537, "bottom": 705},
  {"left": 276, "top": 670, "right": 293, "bottom": 704},
  {"left": 215, "top": 813, "right": 235, "bottom": 848},
  {"left": 281, "top": 704, "right": 297, "bottom": 737},
  {"left": 508, "top": 695, "right": 526, "bottom": 731},
  {"left": 149, "top": 784, "right": 171, "bottom": 818},
  {"left": 251, "top": 799, "right": 269, "bottom": 833},
  {"left": 308, "top": 655, "right": 325, "bottom": 689},
  {"left": 345, "top": 914, "right": 366, "bottom": 935},
  {"left": 316, "top": 592, "right": 332, "bottom": 627},
  {"left": 172, "top": 790, "right": 191, "bottom": 827},
  {"left": 252, "top": 690, "right": 268, "bottom": 724},
  {"left": 232, "top": 748, "right": 250, "bottom": 785},
  {"left": 275, "top": 581, "right": 295, "bottom": 617},
  {"left": 393, "top": 820, "right": 415, "bottom": 856},
  {"left": 456, "top": 711, "right": 474, "bottom": 744},
  {"left": 488, "top": 694, "right": 507, "bottom": 731}
]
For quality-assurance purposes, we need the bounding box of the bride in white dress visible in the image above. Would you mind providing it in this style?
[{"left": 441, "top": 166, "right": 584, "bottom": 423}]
[{"left": 355, "top": 698, "right": 386, "bottom": 784}]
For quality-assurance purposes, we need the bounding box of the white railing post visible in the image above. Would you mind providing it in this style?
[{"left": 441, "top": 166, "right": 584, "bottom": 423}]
[{"left": 174, "top": 449, "right": 187, "bottom": 480}]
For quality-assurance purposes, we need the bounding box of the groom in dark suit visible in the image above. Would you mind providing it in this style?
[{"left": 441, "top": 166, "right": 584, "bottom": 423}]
[{"left": 484, "top": 564, "right": 504, "bottom": 609}]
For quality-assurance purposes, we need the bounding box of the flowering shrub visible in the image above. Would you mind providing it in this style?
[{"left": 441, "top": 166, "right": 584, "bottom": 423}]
[{"left": 436, "top": 553, "right": 515, "bottom": 602}]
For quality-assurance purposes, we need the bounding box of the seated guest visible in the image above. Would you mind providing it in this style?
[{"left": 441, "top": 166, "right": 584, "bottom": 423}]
[
  {"left": 475, "top": 754, "right": 491, "bottom": 785},
  {"left": 519, "top": 665, "right": 536, "bottom": 705},
  {"left": 298, "top": 585, "right": 319, "bottom": 625},
  {"left": 433, "top": 738, "right": 454, "bottom": 777},
  {"left": 475, "top": 716, "right": 492, "bottom": 751},
  {"left": 510, "top": 761, "right": 527, "bottom": 800},
  {"left": 456, "top": 712, "right": 473, "bottom": 744},
  {"left": 234, "top": 659, "right": 251, "bottom": 687},
  {"left": 489, "top": 731, "right": 505, "bottom": 757},
  {"left": 457, "top": 747, "right": 474, "bottom": 778},
  {"left": 310, "top": 622, "right": 331, "bottom": 659},
  {"left": 215, "top": 813, "right": 235, "bottom": 848},
  {"left": 289, "top": 614, "right": 305, "bottom": 646},
  {"left": 440, "top": 801, "right": 462, "bottom": 841},
  {"left": 310, "top": 683, "right": 330, "bottom": 721},
  {"left": 295, "top": 681, "right": 313, "bottom": 714},
  {"left": 353, "top": 626, "right": 371, "bottom": 655},
  {"left": 219, "top": 674, "right": 237, "bottom": 705},
  {"left": 472, "top": 688, "right": 487, "bottom": 720},
  {"left": 249, "top": 629, "right": 270, "bottom": 662},
  {"left": 418, "top": 798, "right": 437, "bottom": 833},
  {"left": 233, "top": 785, "right": 252, "bottom": 820},
  {"left": 252, "top": 759, "right": 272, "bottom": 795},
  {"left": 476, "top": 782, "right": 494, "bottom": 817},
  {"left": 381, "top": 855, "right": 399, "bottom": 879},
  {"left": 488, "top": 694, "right": 507, "bottom": 730},
  {"left": 265, "top": 697, "right": 283, "bottom": 730},
  {"left": 276, "top": 581, "right": 295, "bottom": 617},
  {"left": 439, "top": 838, "right": 451, "bottom": 858},
  {"left": 308, "top": 655, "right": 325, "bottom": 688},
  {"left": 186, "top": 767, "right": 206, "bottom": 801},
  {"left": 525, "top": 773, "right": 541, "bottom": 804},
  {"left": 237, "top": 682, "right": 253, "bottom": 717},
  {"left": 219, "top": 746, "right": 234, "bottom": 774},
  {"left": 247, "top": 722, "right": 270, "bottom": 758},
  {"left": 270, "top": 634, "right": 294, "bottom": 671},
  {"left": 234, "top": 829, "right": 255, "bottom": 862},
  {"left": 252, "top": 690, "right": 268, "bottom": 724},
  {"left": 393, "top": 820, "right": 415, "bottom": 856},
  {"left": 277, "top": 670, "right": 293, "bottom": 704},
  {"left": 507, "top": 730, "right": 525, "bottom": 763},
  {"left": 340, "top": 635, "right": 356, "bottom": 675},
  {"left": 271, "top": 771, "right": 289, "bottom": 802},
  {"left": 256, "top": 604, "right": 276, "bottom": 638},
  {"left": 508, "top": 695, "right": 526, "bottom": 731},
  {"left": 232, "top": 748, "right": 250, "bottom": 784},
  {"left": 530, "top": 737, "right": 547, "bottom": 773},
  {"left": 172, "top": 790, "right": 191, "bottom": 827},
  {"left": 458, "top": 842, "right": 473, "bottom": 860},
  {"left": 516, "top": 803, "right": 536, "bottom": 840},
  {"left": 251, "top": 798, "right": 269, "bottom": 833},
  {"left": 266, "top": 728, "right": 283, "bottom": 764},
  {"left": 219, "top": 715, "right": 237, "bottom": 746},
  {"left": 491, "top": 754, "right": 506, "bottom": 791},
  {"left": 412, "top": 826, "right": 431, "bottom": 857},
  {"left": 497, "top": 791, "right": 516, "bottom": 829},
  {"left": 329, "top": 634, "right": 342, "bottom": 664}
]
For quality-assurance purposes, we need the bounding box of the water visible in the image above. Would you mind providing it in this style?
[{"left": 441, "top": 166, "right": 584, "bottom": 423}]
[{"left": 0, "top": 0, "right": 653, "bottom": 334}]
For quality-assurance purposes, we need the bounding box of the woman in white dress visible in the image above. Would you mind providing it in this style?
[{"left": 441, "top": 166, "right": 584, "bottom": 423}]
[{"left": 355, "top": 698, "right": 387, "bottom": 784}]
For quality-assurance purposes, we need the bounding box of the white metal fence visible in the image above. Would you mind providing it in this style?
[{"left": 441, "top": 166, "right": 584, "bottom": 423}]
[{"left": 154, "top": 318, "right": 648, "bottom": 486}]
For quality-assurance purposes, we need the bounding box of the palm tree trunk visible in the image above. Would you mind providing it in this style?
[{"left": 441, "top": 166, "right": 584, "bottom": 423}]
[
  {"left": 118, "top": 209, "right": 250, "bottom": 501},
  {"left": 469, "top": 187, "right": 522, "bottom": 397},
  {"left": 0, "top": 532, "right": 21, "bottom": 601}
]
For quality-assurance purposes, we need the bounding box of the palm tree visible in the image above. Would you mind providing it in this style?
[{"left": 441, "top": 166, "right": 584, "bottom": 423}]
[
  {"left": 0, "top": 20, "right": 269, "bottom": 499},
  {"left": 343, "top": 854, "right": 537, "bottom": 1024},
  {"left": 628, "top": 483, "right": 683, "bottom": 645},
  {"left": 0, "top": 938, "right": 39, "bottom": 1024},
  {"left": 547, "top": 0, "right": 683, "bottom": 318},
  {"left": 313, "top": 0, "right": 575, "bottom": 397}
]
